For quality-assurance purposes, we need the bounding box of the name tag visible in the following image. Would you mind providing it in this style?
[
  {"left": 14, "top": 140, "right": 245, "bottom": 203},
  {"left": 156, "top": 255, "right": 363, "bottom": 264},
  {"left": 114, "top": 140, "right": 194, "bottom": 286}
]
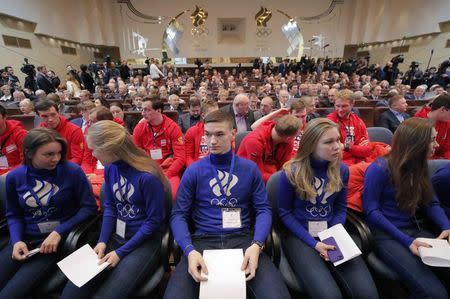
[
  {"left": 116, "top": 219, "right": 126, "bottom": 238},
  {"left": 0, "top": 155, "right": 8, "bottom": 169},
  {"left": 37, "top": 221, "right": 60, "bottom": 234},
  {"left": 5, "top": 144, "right": 17, "bottom": 153},
  {"left": 96, "top": 160, "right": 104, "bottom": 170},
  {"left": 308, "top": 221, "right": 328, "bottom": 237},
  {"left": 222, "top": 208, "right": 241, "bottom": 229},
  {"left": 150, "top": 148, "right": 163, "bottom": 160}
]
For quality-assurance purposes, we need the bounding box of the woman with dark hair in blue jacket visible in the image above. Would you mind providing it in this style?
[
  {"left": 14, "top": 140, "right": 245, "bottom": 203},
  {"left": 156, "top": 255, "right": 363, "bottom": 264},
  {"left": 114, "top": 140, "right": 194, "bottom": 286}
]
[
  {"left": 364, "top": 117, "right": 450, "bottom": 298},
  {"left": 0, "top": 128, "right": 97, "bottom": 298}
]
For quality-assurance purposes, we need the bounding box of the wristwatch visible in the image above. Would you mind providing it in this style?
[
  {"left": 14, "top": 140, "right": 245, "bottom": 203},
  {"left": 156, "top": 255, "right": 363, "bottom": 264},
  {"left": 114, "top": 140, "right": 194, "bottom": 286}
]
[{"left": 251, "top": 240, "right": 264, "bottom": 251}]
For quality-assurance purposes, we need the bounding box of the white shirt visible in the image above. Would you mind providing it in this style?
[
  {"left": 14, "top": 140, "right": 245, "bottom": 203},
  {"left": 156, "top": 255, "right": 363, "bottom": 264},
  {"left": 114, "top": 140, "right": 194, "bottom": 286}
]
[{"left": 150, "top": 63, "right": 164, "bottom": 79}]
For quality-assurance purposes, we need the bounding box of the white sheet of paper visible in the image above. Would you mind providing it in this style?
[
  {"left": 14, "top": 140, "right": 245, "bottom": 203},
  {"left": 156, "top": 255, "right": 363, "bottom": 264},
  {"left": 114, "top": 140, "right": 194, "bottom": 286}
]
[
  {"left": 318, "top": 223, "right": 362, "bottom": 266},
  {"left": 417, "top": 238, "right": 450, "bottom": 267},
  {"left": 57, "top": 244, "right": 110, "bottom": 287},
  {"left": 199, "top": 249, "right": 246, "bottom": 299}
]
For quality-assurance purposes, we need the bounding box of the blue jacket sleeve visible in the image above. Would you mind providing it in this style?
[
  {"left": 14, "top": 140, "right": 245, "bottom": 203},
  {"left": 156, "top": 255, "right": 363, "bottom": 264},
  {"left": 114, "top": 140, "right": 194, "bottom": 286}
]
[
  {"left": 329, "top": 165, "right": 349, "bottom": 226},
  {"left": 278, "top": 171, "right": 318, "bottom": 248},
  {"left": 116, "top": 174, "right": 165, "bottom": 259},
  {"left": 250, "top": 166, "right": 272, "bottom": 243},
  {"left": 5, "top": 173, "right": 24, "bottom": 245},
  {"left": 54, "top": 167, "right": 97, "bottom": 237},
  {"left": 424, "top": 195, "right": 450, "bottom": 231},
  {"left": 363, "top": 162, "right": 414, "bottom": 248},
  {"left": 98, "top": 167, "right": 116, "bottom": 244},
  {"left": 170, "top": 167, "right": 196, "bottom": 256}
]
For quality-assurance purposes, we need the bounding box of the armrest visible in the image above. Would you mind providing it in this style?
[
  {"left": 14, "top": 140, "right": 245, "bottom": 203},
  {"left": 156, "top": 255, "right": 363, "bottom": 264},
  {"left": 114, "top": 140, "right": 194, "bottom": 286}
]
[
  {"left": 346, "top": 209, "right": 374, "bottom": 257},
  {"left": 0, "top": 218, "right": 7, "bottom": 230},
  {"left": 271, "top": 228, "right": 281, "bottom": 267},
  {"left": 172, "top": 240, "right": 182, "bottom": 266},
  {"left": 160, "top": 227, "right": 172, "bottom": 272},
  {"left": 61, "top": 214, "right": 102, "bottom": 256}
]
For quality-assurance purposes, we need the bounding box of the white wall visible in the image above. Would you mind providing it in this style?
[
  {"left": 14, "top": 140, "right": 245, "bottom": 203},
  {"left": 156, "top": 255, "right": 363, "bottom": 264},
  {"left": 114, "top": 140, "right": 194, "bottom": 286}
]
[
  {"left": 0, "top": 0, "right": 449, "bottom": 69},
  {"left": 0, "top": 15, "right": 97, "bottom": 83}
]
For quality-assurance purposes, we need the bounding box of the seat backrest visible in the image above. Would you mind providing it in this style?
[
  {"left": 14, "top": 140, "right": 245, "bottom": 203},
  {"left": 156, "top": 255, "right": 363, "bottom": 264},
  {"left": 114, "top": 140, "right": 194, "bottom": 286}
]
[
  {"left": 428, "top": 159, "right": 450, "bottom": 177},
  {"left": 367, "top": 127, "right": 394, "bottom": 145},
  {"left": 266, "top": 171, "right": 283, "bottom": 228},
  {"left": 235, "top": 131, "right": 250, "bottom": 152}
]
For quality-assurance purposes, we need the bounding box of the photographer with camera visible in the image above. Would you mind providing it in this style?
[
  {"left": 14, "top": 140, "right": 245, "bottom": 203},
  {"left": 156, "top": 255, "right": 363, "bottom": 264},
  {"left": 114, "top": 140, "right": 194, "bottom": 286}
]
[
  {"left": 20, "top": 59, "right": 38, "bottom": 92},
  {"left": 403, "top": 61, "right": 424, "bottom": 88}
]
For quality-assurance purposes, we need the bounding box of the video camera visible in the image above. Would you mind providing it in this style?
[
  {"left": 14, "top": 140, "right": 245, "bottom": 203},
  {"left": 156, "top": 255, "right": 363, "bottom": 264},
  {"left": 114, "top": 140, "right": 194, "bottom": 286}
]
[
  {"left": 20, "top": 58, "right": 35, "bottom": 76},
  {"left": 391, "top": 55, "right": 404, "bottom": 65}
]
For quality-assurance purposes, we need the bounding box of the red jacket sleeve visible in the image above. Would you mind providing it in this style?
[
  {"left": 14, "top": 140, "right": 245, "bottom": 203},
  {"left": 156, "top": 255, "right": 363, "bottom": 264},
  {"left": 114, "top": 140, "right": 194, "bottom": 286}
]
[
  {"left": 185, "top": 126, "right": 197, "bottom": 167},
  {"left": 15, "top": 127, "right": 27, "bottom": 165},
  {"left": 81, "top": 147, "right": 96, "bottom": 174},
  {"left": 68, "top": 129, "right": 86, "bottom": 165},
  {"left": 237, "top": 136, "right": 269, "bottom": 181},
  {"left": 165, "top": 123, "right": 185, "bottom": 177},
  {"left": 132, "top": 122, "right": 144, "bottom": 149}
]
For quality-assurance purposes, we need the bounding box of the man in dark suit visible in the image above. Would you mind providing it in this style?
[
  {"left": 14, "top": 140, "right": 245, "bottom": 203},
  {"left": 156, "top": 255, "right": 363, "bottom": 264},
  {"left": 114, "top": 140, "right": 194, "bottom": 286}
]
[
  {"left": 376, "top": 95, "right": 410, "bottom": 133},
  {"left": 178, "top": 97, "right": 201, "bottom": 133},
  {"left": 220, "top": 93, "right": 255, "bottom": 133},
  {"left": 277, "top": 59, "right": 289, "bottom": 77},
  {"left": 36, "top": 65, "right": 55, "bottom": 94}
]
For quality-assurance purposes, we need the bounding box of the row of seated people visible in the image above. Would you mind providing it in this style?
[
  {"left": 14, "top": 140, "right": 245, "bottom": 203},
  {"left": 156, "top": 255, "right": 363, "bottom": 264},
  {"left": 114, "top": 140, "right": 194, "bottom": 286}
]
[
  {"left": 0, "top": 91, "right": 449, "bottom": 202},
  {"left": 0, "top": 109, "right": 449, "bottom": 298}
]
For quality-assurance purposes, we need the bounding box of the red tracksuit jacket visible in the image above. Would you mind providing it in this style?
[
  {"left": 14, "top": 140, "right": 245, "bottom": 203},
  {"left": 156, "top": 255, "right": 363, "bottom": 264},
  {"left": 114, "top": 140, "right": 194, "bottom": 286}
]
[
  {"left": 415, "top": 106, "right": 450, "bottom": 159},
  {"left": 237, "top": 121, "right": 293, "bottom": 183},
  {"left": 133, "top": 114, "right": 185, "bottom": 177},
  {"left": 327, "top": 111, "right": 371, "bottom": 166},
  {"left": 40, "top": 116, "right": 85, "bottom": 165},
  {"left": 0, "top": 120, "right": 27, "bottom": 175},
  {"left": 185, "top": 121, "right": 209, "bottom": 167}
]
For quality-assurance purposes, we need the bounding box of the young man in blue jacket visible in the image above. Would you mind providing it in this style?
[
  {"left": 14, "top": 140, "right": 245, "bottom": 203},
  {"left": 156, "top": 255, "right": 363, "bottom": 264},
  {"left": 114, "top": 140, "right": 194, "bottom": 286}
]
[{"left": 165, "top": 110, "right": 289, "bottom": 299}]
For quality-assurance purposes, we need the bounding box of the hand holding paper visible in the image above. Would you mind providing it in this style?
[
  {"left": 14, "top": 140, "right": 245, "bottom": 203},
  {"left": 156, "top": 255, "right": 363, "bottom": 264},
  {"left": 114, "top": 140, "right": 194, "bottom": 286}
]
[
  {"left": 409, "top": 239, "right": 432, "bottom": 257},
  {"left": 417, "top": 238, "right": 450, "bottom": 267},
  {"left": 317, "top": 224, "right": 362, "bottom": 266}
]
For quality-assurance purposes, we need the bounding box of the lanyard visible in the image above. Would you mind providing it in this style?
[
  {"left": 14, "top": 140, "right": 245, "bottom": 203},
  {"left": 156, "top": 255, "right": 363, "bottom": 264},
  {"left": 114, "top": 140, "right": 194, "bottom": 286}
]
[
  {"left": 149, "top": 122, "right": 163, "bottom": 147},
  {"left": 315, "top": 177, "right": 329, "bottom": 203},
  {"left": 210, "top": 154, "right": 235, "bottom": 199}
]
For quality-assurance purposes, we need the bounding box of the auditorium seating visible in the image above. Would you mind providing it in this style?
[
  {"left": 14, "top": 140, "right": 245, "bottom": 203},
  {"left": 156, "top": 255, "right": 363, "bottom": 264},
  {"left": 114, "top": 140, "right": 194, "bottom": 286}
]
[{"left": 367, "top": 127, "right": 394, "bottom": 145}]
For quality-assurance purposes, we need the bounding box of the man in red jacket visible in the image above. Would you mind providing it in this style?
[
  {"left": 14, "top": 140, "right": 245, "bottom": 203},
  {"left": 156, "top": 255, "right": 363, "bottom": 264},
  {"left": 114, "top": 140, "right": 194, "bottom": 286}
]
[
  {"left": 36, "top": 100, "right": 85, "bottom": 165},
  {"left": 415, "top": 93, "right": 450, "bottom": 159},
  {"left": 0, "top": 105, "right": 27, "bottom": 175},
  {"left": 237, "top": 114, "right": 301, "bottom": 183},
  {"left": 185, "top": 99, "right": 219, "bottom": 166},
  {"left": 327, "top": 89, "right": 371, "bottom": 166},
  {"left": 133, "top": 97, "right": 185, "bottom": 199}
]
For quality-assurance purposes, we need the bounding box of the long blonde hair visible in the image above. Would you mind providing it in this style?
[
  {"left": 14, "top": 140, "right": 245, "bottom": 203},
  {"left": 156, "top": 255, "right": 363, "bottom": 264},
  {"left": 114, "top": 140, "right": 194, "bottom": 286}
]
[
  {"left": 87, "top": 120, "right": 169, "bottom": 189},
  {"left": 283, "top": 118, "right": 343, "bottom": 200}
]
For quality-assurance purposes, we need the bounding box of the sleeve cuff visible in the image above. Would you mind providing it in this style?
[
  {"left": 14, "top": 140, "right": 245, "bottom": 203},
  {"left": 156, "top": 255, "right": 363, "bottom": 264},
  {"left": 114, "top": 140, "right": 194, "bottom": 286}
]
[{"left": 183, "top": 244, "right": 195, "bottom": 256}]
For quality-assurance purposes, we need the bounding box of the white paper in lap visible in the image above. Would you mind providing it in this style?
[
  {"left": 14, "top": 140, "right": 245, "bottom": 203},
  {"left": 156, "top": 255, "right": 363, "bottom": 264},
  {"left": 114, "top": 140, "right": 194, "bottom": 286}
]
[
  {"left": 199, "top": 249, "right": 246, "bottom": 299},
  {"left": 417, "top": 238, "right": 450, "bottom": 267},
  {"left": 57, "top": 244, "right": 110, "bottom": 287}
]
